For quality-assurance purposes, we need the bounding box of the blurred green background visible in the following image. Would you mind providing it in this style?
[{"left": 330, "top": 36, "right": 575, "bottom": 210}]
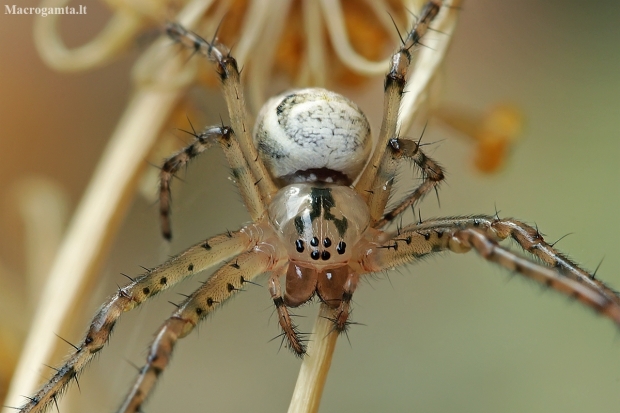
[{"left": 1, "top": 1, "right": 619, "bottom": 412}]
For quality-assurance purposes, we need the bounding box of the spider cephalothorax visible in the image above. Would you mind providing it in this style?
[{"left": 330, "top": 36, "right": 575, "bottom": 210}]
[
  {"left": 269, "top": 182, "right": 371, "bottom": 314},
  {"left": 17, "top": 2, "right": 620, "bottom": 413}
]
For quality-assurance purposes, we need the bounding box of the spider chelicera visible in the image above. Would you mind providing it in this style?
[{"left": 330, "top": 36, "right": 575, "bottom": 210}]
[{"left": 17, "top": 2, "right": 620, "bottom": 413}]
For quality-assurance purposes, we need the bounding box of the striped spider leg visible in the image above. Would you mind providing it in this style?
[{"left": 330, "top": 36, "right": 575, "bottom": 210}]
[
  {"left": 366, "top": 216, "right": 620, "bottom": 324},
  {"left": 355, "top": 0, "right": 443, "bottom": 200},
  {"left": 159, "top": 27, "right": 279, "bottom": 240},
  {"left": 16, "top": 226, "right": 264, "bottom": 413}
]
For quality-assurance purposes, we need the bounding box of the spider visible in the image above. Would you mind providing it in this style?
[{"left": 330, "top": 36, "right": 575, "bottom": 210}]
[{"left": 14, "top": 2, "right": 620, "bottom": 413}]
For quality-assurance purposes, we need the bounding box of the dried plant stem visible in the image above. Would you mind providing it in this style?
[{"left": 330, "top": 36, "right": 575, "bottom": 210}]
[
  {"left": 34, "top": 2, "right": 142, "bottom": 72},
  {"left": 288, "top": 304, "right": 339, "bottom": 413},
  {"left": 2, "top": 87, "right": 183, "bottom": 410}
]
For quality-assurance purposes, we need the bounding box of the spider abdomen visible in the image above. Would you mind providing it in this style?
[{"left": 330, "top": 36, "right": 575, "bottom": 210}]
[{"left": 254, "top": 88, "right": 372, "bottom": 184}]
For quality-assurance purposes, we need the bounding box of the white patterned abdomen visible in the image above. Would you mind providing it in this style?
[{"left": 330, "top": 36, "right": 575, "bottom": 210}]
[{"left": 253, "top": 88, "right": 372, "bottom": 184}]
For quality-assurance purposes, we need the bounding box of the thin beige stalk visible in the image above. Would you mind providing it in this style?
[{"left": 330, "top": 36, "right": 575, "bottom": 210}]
[
  {"left": 288, "top": 304, "right": 339, "bottom": 413},
  {"left": 2, "top": 88, "right": 181, "bottom": 413},
  {"left": 34, "top": 0, "right": 143, "bottom": 71},
  {"left": 397, "top": 0, "right": 462, "bottom": 134}
]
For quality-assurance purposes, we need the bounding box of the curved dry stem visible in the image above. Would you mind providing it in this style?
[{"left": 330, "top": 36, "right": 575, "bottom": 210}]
[
  {"left": 299, "top": 0, "right": 326, "bottom": 87},
  {"left": 34, "top": 0, "right": 144, "bottom": 71},
  {"left": 245, "top": 0, "right": 292, "bottom": 111},
  {"left": 319, "top": 0, "right": 391, "bottom": 75}
]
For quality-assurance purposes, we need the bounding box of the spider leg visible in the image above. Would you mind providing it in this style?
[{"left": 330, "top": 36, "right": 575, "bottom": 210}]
[
  {"left": 118, "top": 246, "right": 285, "bottom": 413},
  {"left": 368, "top": 137, "right": 445, "bottom": 227},
  {"left": 166, "top": 23, "right": 277, "bottom": 202},
  {"left": 365, "top": 215, "right": 620, "bottom": 326},
  {"left": 268, "top": 272, "right": 306, "bottom": 356},
  {"left": 18, "top": 227, "right": 261, "bottom": 413},
  {"left": 453, "top": 228, "right": 620, "bottom": 319},
  {"left": 160, "top": 126, "right": 267, "bottom": 239},
  {"left": 412, "top": 216, "right": 620, "bottom": 302},
  {"left": 483, "top": 218, "right": 620, "bottom": 304},
  {"left": 355, "top": 0, "right": 442, "bottom": 198}
]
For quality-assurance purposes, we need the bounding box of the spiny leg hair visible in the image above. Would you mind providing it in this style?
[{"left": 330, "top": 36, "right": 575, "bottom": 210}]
[
  {"left": 160, "top": 125, "right": 267, "bottom": 239},
  {"left": 355, "top": 0, "right": 443, "bottom": 197},
  {"left": 370, "top": 216, "right": 620, "bottom": 324},
  {"left": 17, "top": 228, "right": 260, "bottom": 413},
  {"left": 329, "top": 274, "right": 359, "bottom": 334},
  {"left": 118, "top": 247, "right": 284, "bottom": 413},
  {"left": 166, "top": 22, "right": 278, "bottom": 205},
  {"left": 369, "top": 136, "right": 445, "bottom": 227}
]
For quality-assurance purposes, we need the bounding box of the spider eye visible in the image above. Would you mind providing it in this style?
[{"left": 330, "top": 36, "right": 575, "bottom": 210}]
[
  {"left": 336, "top": 241, "right": 346, "bottom": 255},
  {"left": 295, "top": 239, "right": 305, "bottom": 253},
  {"left": 310, "top": 237, "right": 319, "bottom": 247},
  {"left": 310, "top": 250, "right": 320, "bottom": 260},
  {"left": 321, "top": 251, "right": 331, "bottom": 260},
  {"left": 323, "top": 238, "right": 332, "bottom": 247}
]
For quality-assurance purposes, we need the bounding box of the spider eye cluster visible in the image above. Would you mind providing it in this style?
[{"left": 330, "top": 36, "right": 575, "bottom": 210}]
[
  {"left": 295, "top": 237, "right": 347, "bottom": 261},
  {"left": 269, "top": 184, "right": 368, "bottom": 266},
  {"left": 253, "top": 88, "right": 372, "bottom": 184}
]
